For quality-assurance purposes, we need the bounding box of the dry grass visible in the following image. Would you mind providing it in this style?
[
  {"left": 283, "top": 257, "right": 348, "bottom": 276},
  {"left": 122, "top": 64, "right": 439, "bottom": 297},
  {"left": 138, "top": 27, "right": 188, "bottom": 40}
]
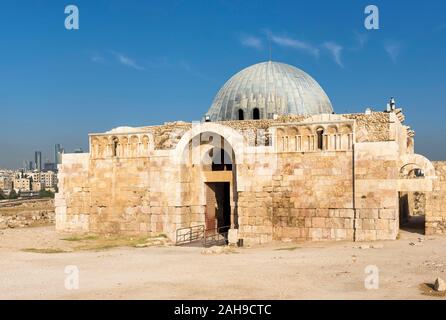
[
  {"left": 275, "top": 246, "right": 300, "bottom": 251},
  {"left": 72, "top": 235, "right": 152, "bottom": 251},
  {"left": 61, "top": 235, "right": 99, "bottom": 241},
  {"left": 22, "top": 248, "right": 67, "bottom": 254},
  {"left": 21, "top": 233, "right": 170, "bottom": 254}
]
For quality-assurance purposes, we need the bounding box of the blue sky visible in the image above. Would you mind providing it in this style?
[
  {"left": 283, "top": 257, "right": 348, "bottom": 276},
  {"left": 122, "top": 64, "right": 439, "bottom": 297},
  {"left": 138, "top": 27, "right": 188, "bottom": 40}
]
[{"left": 0, "top": 0, "right": 445, "bottom": 168}]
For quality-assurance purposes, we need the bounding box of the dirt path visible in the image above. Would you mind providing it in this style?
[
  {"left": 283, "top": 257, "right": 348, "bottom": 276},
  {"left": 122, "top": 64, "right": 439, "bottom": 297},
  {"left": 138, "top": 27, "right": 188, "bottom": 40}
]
[{"left": 0, "top": 226, "right": 445, "bottom": 300}]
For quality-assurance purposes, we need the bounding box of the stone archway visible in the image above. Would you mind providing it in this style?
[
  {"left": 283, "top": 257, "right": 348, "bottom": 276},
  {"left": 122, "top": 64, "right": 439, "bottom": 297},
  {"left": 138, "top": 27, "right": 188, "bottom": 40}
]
[
  {"left": 398, "top": 154, "right": 437, "bottom": 234},
  {"left": 173, "top": 123, "right": 248, "bottom": 237}
]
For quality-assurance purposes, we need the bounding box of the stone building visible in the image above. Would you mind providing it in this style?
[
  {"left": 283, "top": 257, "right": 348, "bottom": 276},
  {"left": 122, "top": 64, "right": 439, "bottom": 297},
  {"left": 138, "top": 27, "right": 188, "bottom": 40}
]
[{"left": 55, "top": 61, "right": 446, "bottom": 244}]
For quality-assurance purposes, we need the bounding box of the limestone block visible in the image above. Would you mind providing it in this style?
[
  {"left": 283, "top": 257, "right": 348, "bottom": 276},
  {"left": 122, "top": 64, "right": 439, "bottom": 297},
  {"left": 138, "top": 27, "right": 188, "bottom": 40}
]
[
  {"left": 379, "top": 209, "right": 396, "bottom": 219},
  {"left": 310, "top": 228, "right": 323, "bottom": 240},
  {"left": 312, "top": 217, "right": 326, "bottom": 228},
  {"left": 228, "top": 229, "right": 238, "bottom": 245},
  {"left": 358, "top": 209, "right": 379, "bottom": 219}
]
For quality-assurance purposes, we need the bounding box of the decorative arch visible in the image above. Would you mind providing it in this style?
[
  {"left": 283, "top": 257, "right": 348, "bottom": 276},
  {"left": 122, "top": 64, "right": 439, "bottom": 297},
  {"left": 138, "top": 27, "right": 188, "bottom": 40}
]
[
  {"left": 101, "top": 137, "right": 109, "bottom": 157},
  {"left": 141, "top": 135, "right": 152, "bottom": 155},
  {"left": 111, "top": 136, "right": 119, "bottom": 157},
  {"left": 252, "top": 108, "right": 260, "bottom": 120},
  {"left": 90, "top": 137, "right": 100, "bottom": 158},
  {"left": 130, "top": 135, "right": 140, "bottom": 157},
  {"left": 174, "top": 122, "right": 247, "bottom": 165},
  {"left": 238, "top": 109, "right": 245, "bottom": 120},
  {"left": 315, "top": 126, "right": 325, "bottom": 150},
  {"left": 327, "top": 125, "right": 338, "bottom": 134},
  {"left": 399, "top": 154, "right": 436, "bottom": 179},
  {"left": 339, "top": 124, "right": 353, "bottom": 134}
]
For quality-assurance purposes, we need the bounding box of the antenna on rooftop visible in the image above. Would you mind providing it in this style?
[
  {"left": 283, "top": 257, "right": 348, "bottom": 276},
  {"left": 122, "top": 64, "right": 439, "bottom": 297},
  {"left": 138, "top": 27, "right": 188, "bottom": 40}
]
[{"left": 268, "top": 36, "right": 272, "bottom": 61}]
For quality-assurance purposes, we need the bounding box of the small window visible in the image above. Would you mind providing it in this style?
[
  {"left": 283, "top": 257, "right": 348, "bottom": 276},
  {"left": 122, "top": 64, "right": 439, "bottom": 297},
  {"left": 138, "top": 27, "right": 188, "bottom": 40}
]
[
  {"left": 317, "top": 129, "right": 324, "bottom": 150},
  {"left": 238, "top": 109, "right": 244, "bottom": 120},
  {"left": 112, "top": 138, "right": 119, "bottom": 157},
  {"left": 253, "top": 108, "right": 260, "bottom": 120}
]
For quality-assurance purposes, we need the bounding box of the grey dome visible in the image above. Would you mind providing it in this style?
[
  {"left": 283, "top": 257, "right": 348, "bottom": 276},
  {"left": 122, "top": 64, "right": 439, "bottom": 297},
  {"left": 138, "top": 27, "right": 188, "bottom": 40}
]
[{"left": 207, "top": 61, "right": 333, "bottom": 121}]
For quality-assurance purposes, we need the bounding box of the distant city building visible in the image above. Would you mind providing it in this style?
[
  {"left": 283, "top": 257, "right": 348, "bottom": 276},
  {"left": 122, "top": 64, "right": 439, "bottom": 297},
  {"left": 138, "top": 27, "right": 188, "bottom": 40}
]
[
  {"left": 40, "top": 171, "right": 57, "bottom": 191},
  {"left": 7, "top": 168, "right": 57, "bottom": 193},
  {"left": 34, "top": 151, "right": 42, "bottom": 171},
  {"left": 44, "top": 162, "right": 57, "bottom": 172},
  {"left": 26, "top": 171, "right": 41, "bottom": 184},
  {"left": 0, "top": 176, "right": 13, "bottom": 191},
  {"left": 31, "top": 181, "right": 42, "bottom": 192},
  {"left": 73, "top": 148, "right": 84, "bottom": 154},
  {"left": 13, "top": 177, "right": 31, "bottom": 192},
  {"left": 28, "top": 161, "right": 34, "bottom": 171},
  {"left": 55, "top": 144, "right": 64, "bottom": 165}
]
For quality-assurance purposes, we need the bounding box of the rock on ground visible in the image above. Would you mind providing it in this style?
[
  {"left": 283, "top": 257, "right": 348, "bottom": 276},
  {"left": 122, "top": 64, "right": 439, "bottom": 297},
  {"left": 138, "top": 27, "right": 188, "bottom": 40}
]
[{"left": 434, "top": 277, "right": 446, "bottom": 292}]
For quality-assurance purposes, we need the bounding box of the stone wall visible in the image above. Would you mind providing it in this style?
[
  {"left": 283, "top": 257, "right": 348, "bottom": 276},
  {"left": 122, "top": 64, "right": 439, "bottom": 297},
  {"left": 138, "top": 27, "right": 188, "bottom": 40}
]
[
  {"left": 122, "top": 111, "right": 393, "bottom": 151},
  {"left": 353, "top": 141, "right": 400, "bottom": 241},
  {"left": 237, "top": 150, "right": 355, "bottom": 244},
  {"left": 55, "top": 153, "right": 90, "bottom": 232},
  {"left": 56, "top": 110, "right": 438, "bottom": 243},
  {"left": 426, "top": 161, "right": 446, "bottom": 235},
  {"left": 236, "top": 141, "right": 401, "bottom": 245},
  {"left": 0, "top": 199, "right": 55, "bottom": 229}
]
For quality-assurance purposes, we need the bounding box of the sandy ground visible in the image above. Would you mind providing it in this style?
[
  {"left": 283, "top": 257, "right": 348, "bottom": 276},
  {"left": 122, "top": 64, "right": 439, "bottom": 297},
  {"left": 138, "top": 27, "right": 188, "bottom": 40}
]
[{"left": 0, "top": 225, "right": 445, "bottom": 300}]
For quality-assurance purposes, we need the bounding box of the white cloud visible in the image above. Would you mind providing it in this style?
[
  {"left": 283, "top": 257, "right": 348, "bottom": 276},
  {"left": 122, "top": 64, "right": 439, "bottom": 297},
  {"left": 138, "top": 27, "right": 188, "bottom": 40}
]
[
  {"left": 265, "top": 31, "right": 319, "bottom": 58},
  {"left": 354, "top": 32, "right": 368, "bottom": 50},
  {"left": 384, "top": 42, "right": 401, "bottom": 62},
  {"left": 178, "top": 59, "right": 212, "bottom": 81},
  {"left": 112, "top": 52, "right": 145, "bottom": 71},
  {"left": 323, "top": 41, "right": 343, "bottom": 67},
  {"left": 143, "top": 57, "right": 212, "bottom": 81},
  {"left": 240, "top": 35, "right": 263, "bottom": 50},
  {"left": 91, "top": 55, "right": 106, "bottom": 64}
]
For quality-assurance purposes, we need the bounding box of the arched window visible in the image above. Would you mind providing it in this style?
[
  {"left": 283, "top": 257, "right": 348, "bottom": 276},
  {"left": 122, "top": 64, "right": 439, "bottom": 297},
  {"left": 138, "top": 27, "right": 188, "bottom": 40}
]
[
  {"left": 112, "top": 137, "right": 119, "bottom": 157},
  {"left": 210, "top": 148, "right": 233, "bottom": 171},
  {"left": 238, "top": 109, "right": 244, "bottom": 120},
  {"left": 317, "top": 129, "right": 324, "bottom": 150},
  {"left": 253, "top": 108, "right": 260, "bottom": 120}
]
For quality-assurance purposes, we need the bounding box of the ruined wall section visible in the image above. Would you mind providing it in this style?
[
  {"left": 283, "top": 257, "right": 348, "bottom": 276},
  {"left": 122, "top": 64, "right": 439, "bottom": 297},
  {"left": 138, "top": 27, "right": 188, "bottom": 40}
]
[
  {"left": 87, "top": 157, "right": 152, "bottom": 234},
  {"left": 144, "top": 112, "right": 393, "bottom": 151},
  {"left": 426, "top": 161, "right": 446, "bottom": 235},
  {"left": 354, "top": 142, "right": 400, "bottom": 241},
  {"left": 237, "top": 116, "right": 356, "bottom": 245},
  {"left": 55, "top": 153, "right": 90, "bottom": 232}
]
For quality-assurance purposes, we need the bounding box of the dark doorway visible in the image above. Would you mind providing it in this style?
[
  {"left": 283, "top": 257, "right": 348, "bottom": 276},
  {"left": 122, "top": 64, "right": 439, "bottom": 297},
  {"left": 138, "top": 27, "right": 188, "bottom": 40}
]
[
  {"left": 253, "top": 108, "right": 260, "bottom": 120},
  {"left": 399, "top": 192, "right": 409, "bottom": 225},
  {"left": 399, "top": 191, "right": 425, "bottom": 235},
  {"left": 238, "top": 109, "right": 244, "bottom": 120},
  {"left": 205, "top": 182, "right": 231, "bottom": 232}
]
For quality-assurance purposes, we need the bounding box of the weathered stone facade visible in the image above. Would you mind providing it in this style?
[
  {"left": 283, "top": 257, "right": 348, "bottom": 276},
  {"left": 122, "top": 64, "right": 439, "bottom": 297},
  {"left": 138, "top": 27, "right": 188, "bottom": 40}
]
[
  {"left": 55, "top": 109, "right": 443, "bottom": 244},
  {"left": 426, "top": 162, "right": 446, "bottom": 235}
]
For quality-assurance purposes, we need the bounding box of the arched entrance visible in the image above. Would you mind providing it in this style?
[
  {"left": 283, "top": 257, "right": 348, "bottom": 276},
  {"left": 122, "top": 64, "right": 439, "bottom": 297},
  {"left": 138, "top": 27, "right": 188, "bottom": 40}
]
[
  {"left": 204, "top": 146, "right": 234, "bottom": 233},
  {"left": 174, "top": 123, "right": 246, "bottom": 243},
  {"left": 398, "top": 154, "right": 437, "bottom": 235}
]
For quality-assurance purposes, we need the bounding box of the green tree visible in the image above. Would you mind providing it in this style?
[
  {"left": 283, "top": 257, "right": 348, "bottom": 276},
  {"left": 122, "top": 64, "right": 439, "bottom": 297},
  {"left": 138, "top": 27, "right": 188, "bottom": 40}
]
[
  {"left": 0, "top": 189, "right": 5, "bottom": 200},
  {"left": 39, "top": 190, "right": 55, "bottom": 199},
  {"left": 8, "top": 189, "right": 18, "bottom": 199}
]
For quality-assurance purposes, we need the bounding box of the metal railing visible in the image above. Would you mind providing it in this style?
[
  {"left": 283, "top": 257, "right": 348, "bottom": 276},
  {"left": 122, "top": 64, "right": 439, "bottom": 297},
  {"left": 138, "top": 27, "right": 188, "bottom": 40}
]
[
  {"left": 175, "top": 225, "right": 205, "bottom": 246},
  {"left": 203, "top": 225, "right": 230, "bottom": 247}
]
